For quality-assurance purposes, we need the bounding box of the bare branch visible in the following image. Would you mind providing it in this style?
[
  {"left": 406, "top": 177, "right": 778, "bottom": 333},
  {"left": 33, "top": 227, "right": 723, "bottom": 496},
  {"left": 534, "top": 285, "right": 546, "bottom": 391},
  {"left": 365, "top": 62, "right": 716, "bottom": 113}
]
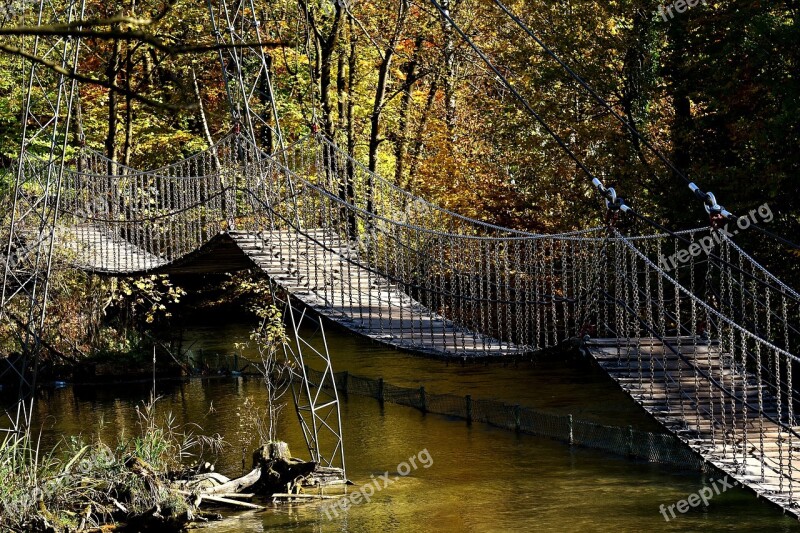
[
  {"left": 0, "top": 42, "right": 194, "bottom": 110},
  {"left": 0, "top": 25, "right": 292, "bottom": 56},
  {"left": 55, "top": 14, "right": 154, "bottom": 29}
]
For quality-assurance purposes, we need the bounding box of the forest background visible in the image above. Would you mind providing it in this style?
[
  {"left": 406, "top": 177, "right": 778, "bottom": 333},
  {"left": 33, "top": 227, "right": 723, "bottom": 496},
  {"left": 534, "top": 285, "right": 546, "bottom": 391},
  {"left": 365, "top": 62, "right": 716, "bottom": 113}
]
[{"left": 0, "top": 0, "right": 797, "bottom": 363}]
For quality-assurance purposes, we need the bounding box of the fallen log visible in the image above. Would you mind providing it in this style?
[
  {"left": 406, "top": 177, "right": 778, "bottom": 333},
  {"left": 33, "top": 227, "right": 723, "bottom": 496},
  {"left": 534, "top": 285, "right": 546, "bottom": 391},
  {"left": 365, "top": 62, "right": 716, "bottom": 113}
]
[
  {"left": 198, "top": 495, "right": 265, "bottom": 511},
  {"left": 202, "top": 467, "right": 261, "bottom": 495},
  {"left": 181, "top": 472, "right": 231, "bottom": 491},
  {"left": 215, "top": 493, "right": 255, "bottom": 500}
]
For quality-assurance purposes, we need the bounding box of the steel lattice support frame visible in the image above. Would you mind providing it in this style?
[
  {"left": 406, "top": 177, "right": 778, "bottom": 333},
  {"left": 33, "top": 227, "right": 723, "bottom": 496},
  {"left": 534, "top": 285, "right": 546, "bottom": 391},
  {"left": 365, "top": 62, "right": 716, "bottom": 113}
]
[
  {"left": 206, "top": 0, "right": 345, "bottom": 477},
  {"left": 277, "top": 289, "right": 346, "bottom": 478},
  {"left": 1, "top": 0, "right": 85, "bottom": 429}
]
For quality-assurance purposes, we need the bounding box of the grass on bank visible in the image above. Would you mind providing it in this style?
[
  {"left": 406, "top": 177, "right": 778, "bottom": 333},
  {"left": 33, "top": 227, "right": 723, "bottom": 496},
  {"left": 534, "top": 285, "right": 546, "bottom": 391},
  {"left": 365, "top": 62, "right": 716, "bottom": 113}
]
[{"left": 0, "top": 395, "right": 225, "bottom": 532}]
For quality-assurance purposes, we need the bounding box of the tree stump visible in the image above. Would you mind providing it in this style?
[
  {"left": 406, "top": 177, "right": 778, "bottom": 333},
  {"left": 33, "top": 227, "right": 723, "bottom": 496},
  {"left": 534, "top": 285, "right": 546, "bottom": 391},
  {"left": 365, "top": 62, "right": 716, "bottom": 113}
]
[{"left": 251, "top": 441, "right": 316, "bottom": 495}]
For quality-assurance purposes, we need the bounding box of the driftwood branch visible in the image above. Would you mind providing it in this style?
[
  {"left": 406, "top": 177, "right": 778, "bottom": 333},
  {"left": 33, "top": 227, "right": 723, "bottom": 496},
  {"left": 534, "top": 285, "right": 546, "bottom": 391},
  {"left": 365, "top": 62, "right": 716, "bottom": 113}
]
[
  {"left": 172, "top": 489, "right": 265, "bottom": 511},
  {"left": 198, "top": 494, "right": 265, "bottom": 510}
]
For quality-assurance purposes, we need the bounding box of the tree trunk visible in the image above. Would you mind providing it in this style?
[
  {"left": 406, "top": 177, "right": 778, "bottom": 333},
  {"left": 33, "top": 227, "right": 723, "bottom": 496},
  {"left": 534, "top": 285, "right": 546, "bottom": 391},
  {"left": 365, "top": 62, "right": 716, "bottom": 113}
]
[
  {"left": 191, "top": 67, "right": 216, "bottom": 152},
  {"left": 105, "top": 33, "right": 121, "bottom": 222},
  {"left": 122, "top": 45, "right": 133, "bottom": 169},
  {"left": 367, "top": 57, "right": 392, "bottom": 174},
  {"left": 301, "top": 0, "right": 342, "bottom": 197},
  {"left": 105, "top": 35, "right": 121, "bottom": 173},
  {"left": 393, "top": 36, "right": 423, "bottom": 188},
  {"left": 259, "top": 55, "right": 275, "bottom": 154},
  {"left": 408, "top": 78, "right": 438, "bottom": 192},
  {"left": 367, "top": 0, "right": 409, "bottom": 214},
  {"left": 441, "top": 0, "right": 457, "bottom": 137},
  {"left": 336, "top": 35, "right": 346, "bottom": 134},
  {"left": 304, "top": 0, "right": 341, "bottom": 140},
  {"left": 345, "top": 15, "right": 357, "bottom": 237}
]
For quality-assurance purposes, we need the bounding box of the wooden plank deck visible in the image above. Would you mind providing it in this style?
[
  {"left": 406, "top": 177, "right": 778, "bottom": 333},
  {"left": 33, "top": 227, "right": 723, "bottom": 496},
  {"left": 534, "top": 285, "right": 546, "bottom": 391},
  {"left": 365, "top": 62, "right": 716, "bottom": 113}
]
[
  {"left": 57, "top": 225, "right": 166, "bottom": 273},
  {"left": 55, "top": 225, "right": 520, "bottom": 357},
  {"left": 585, "top": 337, "right": 800, "bottom": 519},
  {"left": 58, "top": 225, "right": 257, "bottom": 274},
  {"left": 229, "top": 229, "right": 520, "bottom": 358}
]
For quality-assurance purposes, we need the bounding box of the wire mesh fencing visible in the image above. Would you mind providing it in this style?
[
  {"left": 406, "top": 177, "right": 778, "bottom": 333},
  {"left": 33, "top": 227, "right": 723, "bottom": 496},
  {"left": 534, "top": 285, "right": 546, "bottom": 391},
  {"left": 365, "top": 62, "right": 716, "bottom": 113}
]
[
  {"left": 185, "top": 350, "right": 260, "bottom": 375},
  {"left": 304, "top": 366, "right": 706, "bottom": 472}
]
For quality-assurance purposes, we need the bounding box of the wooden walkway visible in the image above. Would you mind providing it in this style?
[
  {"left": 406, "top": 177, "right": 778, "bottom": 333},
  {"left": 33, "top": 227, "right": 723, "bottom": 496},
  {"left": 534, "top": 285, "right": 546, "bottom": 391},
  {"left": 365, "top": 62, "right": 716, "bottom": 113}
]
[
  {"left": 585, "top": 337, "right": 800, "bottom": 519},
  {"left": 229, "top": 229, "right": 518, "bottom": 357},
  {"left": 57, "top": 225, "right": 519, "bottom": 357},
  {"left": 57, "top": 225, "right": 166, "bottom": 273},
  {"left": 59, "top": 225, "right": 256, "bottom": 275}
]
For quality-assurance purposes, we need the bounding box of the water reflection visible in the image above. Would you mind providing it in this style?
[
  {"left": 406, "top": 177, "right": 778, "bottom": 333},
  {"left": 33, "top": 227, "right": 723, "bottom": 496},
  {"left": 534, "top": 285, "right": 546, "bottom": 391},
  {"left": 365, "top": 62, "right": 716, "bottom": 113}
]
[{"left": 11, "top": 323, "right": 800, "bottom": 532}]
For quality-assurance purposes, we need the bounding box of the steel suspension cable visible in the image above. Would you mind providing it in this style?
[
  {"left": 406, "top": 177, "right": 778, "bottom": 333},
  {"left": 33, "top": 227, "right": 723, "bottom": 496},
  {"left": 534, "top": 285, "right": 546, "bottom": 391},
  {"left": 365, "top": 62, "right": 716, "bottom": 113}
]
[
  {"left": 427, "top": 0, "right": 598, "bottom": 183},
  {"left": 489, "top": 0, "right": 800, "bottom": 251},
  {"left": 429, "top": 0, "right": 797, "bottom": 303}
]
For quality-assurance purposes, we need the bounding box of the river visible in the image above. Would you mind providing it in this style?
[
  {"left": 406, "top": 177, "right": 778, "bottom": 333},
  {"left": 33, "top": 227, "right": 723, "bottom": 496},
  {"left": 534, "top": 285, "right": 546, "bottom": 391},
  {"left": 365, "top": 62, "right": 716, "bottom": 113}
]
[{"left": 22, "top": 318, "right": 800, "bottom": 532}]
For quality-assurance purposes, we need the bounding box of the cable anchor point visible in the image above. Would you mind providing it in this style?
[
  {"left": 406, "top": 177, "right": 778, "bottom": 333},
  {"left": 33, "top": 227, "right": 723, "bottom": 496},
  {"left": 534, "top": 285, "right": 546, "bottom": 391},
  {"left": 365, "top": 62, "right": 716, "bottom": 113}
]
[
  {"left": 688, "top": 182, "right": 733, "bottom": 229},
  {"left": 592, "top": 178, "right": 631, "bottom": 227}
]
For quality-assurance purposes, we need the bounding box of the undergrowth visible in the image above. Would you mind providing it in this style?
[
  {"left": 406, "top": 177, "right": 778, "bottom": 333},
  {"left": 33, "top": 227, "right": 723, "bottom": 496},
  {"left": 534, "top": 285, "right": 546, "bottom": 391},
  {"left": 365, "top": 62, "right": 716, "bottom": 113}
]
[{"left": 0, "top": 395, "right": 224, "bottom": 532}]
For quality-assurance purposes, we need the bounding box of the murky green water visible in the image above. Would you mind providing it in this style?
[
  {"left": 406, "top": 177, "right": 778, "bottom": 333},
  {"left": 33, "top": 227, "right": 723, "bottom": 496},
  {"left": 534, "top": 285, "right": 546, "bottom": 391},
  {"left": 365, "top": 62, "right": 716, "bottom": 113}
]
[{"left": 21, "top": 319, "right": 800, "bottom": 532}]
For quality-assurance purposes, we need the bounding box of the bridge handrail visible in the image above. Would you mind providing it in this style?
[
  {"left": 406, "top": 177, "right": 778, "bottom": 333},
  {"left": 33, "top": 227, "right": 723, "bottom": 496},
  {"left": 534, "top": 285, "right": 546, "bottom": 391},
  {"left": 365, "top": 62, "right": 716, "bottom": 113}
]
[
  {"left": 309, "top": 134, "right": 543, "bottom": 237},
  {"left": 616, "top": 230, "right": 799, "bottom": 363},
  {"left": 601, "top": 284, "right": 800, "bottom": 457},
  {"left": 234, "top": 184, "right": 599, "bottom": 306},
  {"left": 248, "top": 148, "right": 608, "bottom": 242},
  {"left": 73, "top": 133, "right": 238, "bottom": 178},
  {"left": 31, "top": 134, "right": 715, "bottom": 243},
  {"left": 74, "top": 130, "right": 315, "bottom": 179},
  {"left": 607, "top": 234, "right": 800, "bottom": 482},
  {"left": 252, "top": 136, "right": 719, "bottom": 243}
]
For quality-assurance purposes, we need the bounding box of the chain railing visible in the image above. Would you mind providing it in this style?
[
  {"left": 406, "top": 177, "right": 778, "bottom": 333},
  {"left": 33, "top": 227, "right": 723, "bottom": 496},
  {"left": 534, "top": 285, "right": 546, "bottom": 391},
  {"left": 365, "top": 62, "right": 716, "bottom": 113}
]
[
  {"left": 594, "top": 228, "right": 800, "bottom": 503},
  {"left": 228, "top": 135, "right": 610, "bottom": 356},
  {"left": 52, "top": 136, "right": 240, "bottom": 272}
]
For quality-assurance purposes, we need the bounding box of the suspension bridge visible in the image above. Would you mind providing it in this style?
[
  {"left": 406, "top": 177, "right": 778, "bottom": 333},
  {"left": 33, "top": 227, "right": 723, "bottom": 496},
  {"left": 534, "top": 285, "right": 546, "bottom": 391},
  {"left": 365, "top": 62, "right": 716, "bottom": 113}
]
[{"left": 2, "top": 0, "right": 800, "bottom": 522}]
